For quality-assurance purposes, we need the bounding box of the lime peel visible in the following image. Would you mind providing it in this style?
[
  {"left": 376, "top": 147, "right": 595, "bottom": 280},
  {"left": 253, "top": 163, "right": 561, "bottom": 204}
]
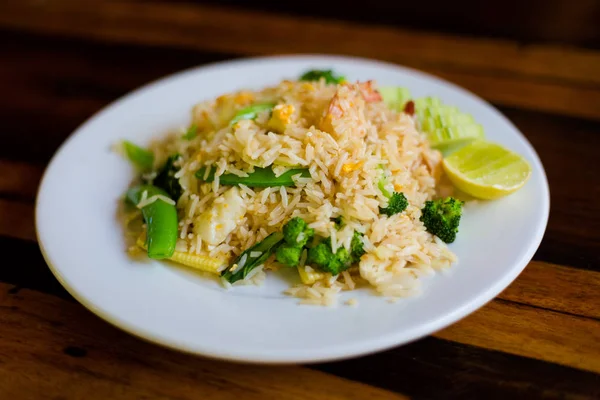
[{"left": 442, "top": 140, "right": 532, "bottom": 200}]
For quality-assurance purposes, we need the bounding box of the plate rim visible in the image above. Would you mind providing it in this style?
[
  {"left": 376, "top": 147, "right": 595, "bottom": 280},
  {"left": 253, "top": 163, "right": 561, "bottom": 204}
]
[{"left": 34, "top": 54, "right": 550, "bottom": 364}]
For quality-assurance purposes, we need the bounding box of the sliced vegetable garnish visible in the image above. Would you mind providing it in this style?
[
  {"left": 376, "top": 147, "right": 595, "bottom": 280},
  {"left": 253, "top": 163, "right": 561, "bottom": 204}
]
[
  {"left": 380, "top": 89, "right": 485, "bottom": 156},
  {"left": 122, "top": 140, "right": 154, "bottom": 171},
  {"left": 153, "top": 154, "right": 182, "bottom": 200},
  {"left": 379, "top": 86, "right": 412, "bottom": 110},
  {"left": 442, "top": 140, "right": 532, "bottom": 200},
  {"left": 126, "top": 184, "right": 178, "bottom": 259},
  {"left": 182, "top": 123, "right": 198, "bottom": 140},
  {"left": 230, "top": 103, "right": 276, "bottom": 125},
  {"left": 195, "top": 166, "right": 310, "bottom": 187},
  {"left": 299, "top": 69, "right": 345, "bottom": 85},
  {"left": 222, "top": 232, "right": 284, "bottom": 283}
]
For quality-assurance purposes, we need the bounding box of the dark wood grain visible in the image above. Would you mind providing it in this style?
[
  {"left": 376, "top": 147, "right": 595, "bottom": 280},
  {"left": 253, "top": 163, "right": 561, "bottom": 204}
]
[
  {"left": 1, "top": 283, "right": 597, "bottom": 399},
  {"left": 0, "top": 285, "right": 408, "bottom": 400},
  {"left": 1, "top": 1, "right": 600, "bottom": 120},
  {"left": 314, "top": 337, "right": 600, "bottom": 400},
  {"left": 195, "top": 0, "right": 600, "bottom": 49}
]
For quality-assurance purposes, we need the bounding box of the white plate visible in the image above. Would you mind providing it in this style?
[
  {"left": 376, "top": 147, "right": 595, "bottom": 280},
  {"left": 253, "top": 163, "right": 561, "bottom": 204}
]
[{"left": 35, "top": 55, "right": 549, "bottom": 364}]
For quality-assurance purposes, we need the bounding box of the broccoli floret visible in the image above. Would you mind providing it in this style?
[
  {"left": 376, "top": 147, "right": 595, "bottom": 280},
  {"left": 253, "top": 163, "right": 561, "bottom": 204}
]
[
  {"left": 350, "top": 231, "right": 366, "bottom": 263},
  {"left": 282, "top": 217, "right": 314, "bottom": 247},
  {"left": 420, "top": 197, "right": 464, "bottom": 243},
  {"left": 379, "top": 192, "right": 409, "bottom": 216},
  {"left": 275, "top": 217, "right": 314, "bottom": 267},
  {"left": 307, "top": 238, "right": 352, "bottom": 275},
  {"left": 275, "top": 245, "right": 303, "bottom": 267}
]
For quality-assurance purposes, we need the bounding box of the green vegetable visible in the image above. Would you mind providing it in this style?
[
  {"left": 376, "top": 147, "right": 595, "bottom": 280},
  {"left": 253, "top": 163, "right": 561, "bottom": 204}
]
[
  {"left": 307, "top": 232, "right": 365, "bottom": 275},
  {"left": 126, "top": 185, "right": 178, "bottom": 259},
  {"left": 379, "top": 192, "right": 409, "bottom": 217},
  {"left": 282, "top": 217, "right": 314, "bottom": 247},
  {"left": 350, "top": 231, "right": 366, "bottom": 263},
  {"left": 222, "top": 232, "right": 284, "bottom": 283},
  {"left": 381, "top": 89, "right": 485, "bottom": 156},
  {"left": 195, "top": 166, "right": 310, "bottom": 187},
  {"left": 420, "top": 197, "right": 464, "bottom": 243},
  {"left": 182, "top": 124, "right": 198, "bottom": 140},
  {"left": 307, "top": 238, "right": 352, "bottom": 275},
  {"left": 153, "top": 154, "right": 182, "bottom": 200},
  {"left": 379, "top": 86, "right": 412, "bottom": 111},
  {"left": 275, "top": 246, "right": 303, "bottom": 267},
  {"left": 122, "top": 140, "right": 154, "bottom": 171},
  {"left": 275, "top": 217, "right": 315, "bottom": 267},
  {"left": 230, "top": 103, "right": 276, "bottom": 125},
  {"left": 299, "top": 69, "right": 345, "bottom": 85},
  {"left": 377, "top": 166, "right": 393, "bottom": 198},
  {"left": 377, "top": 166, "right": 408, "bottom": 216}
]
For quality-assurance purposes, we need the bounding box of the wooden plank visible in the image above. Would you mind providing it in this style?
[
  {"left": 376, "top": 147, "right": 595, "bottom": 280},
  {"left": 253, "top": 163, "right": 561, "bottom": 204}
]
[
  {"left": 0, "top": 1, "right": 600, "bottom": 121},
  {"left": 498, "top": 262, "right": 600, "bottom": 320},
  {"left": 314, "top": 336, "right": 600, "bottom": 399},
  {"left": 194, "top": 0, "right": 600, "bottom": 48},
  {"left": 429, "top": 68, "right": 600, "bottom": 121},
  {"left": 0, "top": 159, "right": 43, "bottom": 199},
  {"left": 434, "top": 299, "right": 600, "bottom": 373},
  {"left": 0, "top": 286, "right": 408, "bottom": 400},
  {"left": 0, "top": 199, "right": 35, "bottom": 242}
]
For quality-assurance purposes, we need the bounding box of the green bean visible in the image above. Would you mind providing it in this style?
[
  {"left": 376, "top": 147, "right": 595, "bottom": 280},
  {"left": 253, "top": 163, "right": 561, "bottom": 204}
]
[
  {"left": 221, "top": 232, "right": 284, "bottom": 283},
  {"left": 230, "top": 103, "right": 275, "bottom": 125},
  {"left": 126, "top": 185, "right": 178, "bottom": 259},
  {"left": 195, "top": 166, "right": 310, "bottom": 187},
  {"left": 122, "top": 140, "right": 154, "bottom": 171}
]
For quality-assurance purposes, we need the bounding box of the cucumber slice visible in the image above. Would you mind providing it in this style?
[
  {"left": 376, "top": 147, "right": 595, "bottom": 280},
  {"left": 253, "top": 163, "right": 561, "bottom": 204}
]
[
  {"left": 381, "top": 88, "right": 486, "bottom": 156},
  {"left": 379, "top": 86, "right": 412, "bottom": 111}
]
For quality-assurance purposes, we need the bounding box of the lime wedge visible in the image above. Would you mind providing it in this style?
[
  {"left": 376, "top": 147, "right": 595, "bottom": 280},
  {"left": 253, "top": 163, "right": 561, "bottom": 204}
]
[{"left": 442, "top": 140, "right": 532, "bottom": 200}]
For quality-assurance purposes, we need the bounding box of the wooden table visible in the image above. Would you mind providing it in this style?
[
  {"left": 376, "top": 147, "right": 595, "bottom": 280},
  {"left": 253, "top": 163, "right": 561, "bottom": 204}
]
[{"left": 1, "top": 1, "right": 599, "bottom": 398}]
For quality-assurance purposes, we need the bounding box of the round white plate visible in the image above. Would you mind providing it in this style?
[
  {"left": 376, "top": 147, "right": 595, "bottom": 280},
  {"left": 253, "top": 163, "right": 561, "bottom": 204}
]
[{"left": 36, "top": 55, "right": 549, "bottom": 364}]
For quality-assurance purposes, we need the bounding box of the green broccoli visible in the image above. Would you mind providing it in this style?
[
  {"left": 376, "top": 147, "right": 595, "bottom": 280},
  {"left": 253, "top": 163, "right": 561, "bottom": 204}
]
[
  {"left": 379, "top": 192, "right": 409, "bottom": 216},
  {"left": 420, "top": 197, "right": 464, "bottom": 243},
  {"left": 275, "top": 246, "right": 303, "bottom": 267},
  {"left": 307, "top": 232, "right": 365, "bottom": 275},
  {"left": 282, "top": 217, "right": 314, "bottom": 247},
  {"left": 307, "top": 238, "right": 352, "bottom": 275},
  {"left": 350, "top": 231, "right": 366, "bottom": 263},
  {"left": 275, "top": 217, "right": 314, "bottom": 267},
  {"left": 377, "top": 166, "right": 409, "bottom": 216}
]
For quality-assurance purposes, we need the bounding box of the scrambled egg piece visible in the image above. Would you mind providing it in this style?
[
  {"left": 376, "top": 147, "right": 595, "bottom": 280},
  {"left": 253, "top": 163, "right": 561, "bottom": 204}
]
[{"left": 267, "top": 104, "right": 295, "bottom": 132}]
